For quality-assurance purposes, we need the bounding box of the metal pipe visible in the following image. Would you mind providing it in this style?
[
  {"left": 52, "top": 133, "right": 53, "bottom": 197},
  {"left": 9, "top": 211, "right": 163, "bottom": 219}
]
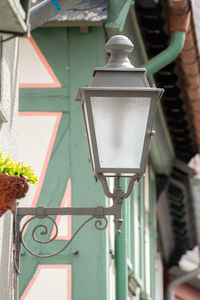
[
  {"left": 142, "top": 0, "right": 191, "bottom": 77},
  {"left": 30, "top": 0, "right": 81, "bottom": 30},
  {"left": 115, "top": 178, "right": 128, "bottom": 300},
  {"left": 143, "top": 32, "right": 185, "bottom": 77},
  {"left": 166, "top": 268, "right": 200, "bottom": 300}
]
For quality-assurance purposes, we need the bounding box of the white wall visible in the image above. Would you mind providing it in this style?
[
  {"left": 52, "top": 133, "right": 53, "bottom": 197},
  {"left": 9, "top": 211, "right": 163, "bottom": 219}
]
[{"left": 0, "top": 37, "right": 19, "bottom": 156}]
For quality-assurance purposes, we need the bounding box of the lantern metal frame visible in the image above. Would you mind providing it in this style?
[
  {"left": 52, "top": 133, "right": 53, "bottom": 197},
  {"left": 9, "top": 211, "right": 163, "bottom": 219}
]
[{"left": 79, "top": 87, "right": 163, "bottom": 177}]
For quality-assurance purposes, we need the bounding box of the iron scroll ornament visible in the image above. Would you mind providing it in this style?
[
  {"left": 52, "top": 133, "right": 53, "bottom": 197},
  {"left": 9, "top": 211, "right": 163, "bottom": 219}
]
[
  {"left": 20, "top": 215, "right": 108, "bottom": 259},
  {"left": 14, "top": 175, "right": 138, "bottom": 272}
]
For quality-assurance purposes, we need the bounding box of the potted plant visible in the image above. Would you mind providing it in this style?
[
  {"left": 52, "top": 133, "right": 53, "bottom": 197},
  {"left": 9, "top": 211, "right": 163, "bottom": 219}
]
[{"left": 0, "top": 153, "right": 38, "bottom": 217}]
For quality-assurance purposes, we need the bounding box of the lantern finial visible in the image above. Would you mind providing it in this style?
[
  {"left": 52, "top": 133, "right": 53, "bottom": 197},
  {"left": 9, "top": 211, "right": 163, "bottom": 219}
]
[{"left": 105, "top": 35, "right": 134, "bottom": 68}]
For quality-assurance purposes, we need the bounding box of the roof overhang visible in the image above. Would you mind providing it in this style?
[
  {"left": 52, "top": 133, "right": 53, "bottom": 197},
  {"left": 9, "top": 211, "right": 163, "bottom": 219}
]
[{"left": 30, "top": 0, "right": 108, "bottom": 30}]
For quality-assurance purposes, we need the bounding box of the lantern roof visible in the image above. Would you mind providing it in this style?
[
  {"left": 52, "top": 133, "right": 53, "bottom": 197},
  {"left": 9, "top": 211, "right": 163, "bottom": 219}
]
[{"left": 77, "top": 35, "right": 163, "bottom": 100}]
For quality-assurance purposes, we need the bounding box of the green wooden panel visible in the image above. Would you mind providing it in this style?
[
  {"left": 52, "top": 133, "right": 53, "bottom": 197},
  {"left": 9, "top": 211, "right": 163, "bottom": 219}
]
[
  {"left": 127, "top": 186, "right": 132, "bottom": 260},
  {"left": 139, "top": 177, "right": 145, "bottom": 286},
  {"left": 149, "top": 166, "right": 156, "bottom": 300},
  {"left": 115, "top": 178, "right": 128, "bottom": 300},
  {"left": 129, "top": 170, "right": 156, "bottom": 300},
  {"left": 67, "top": 27, "right": 108, "bottom": 300},
  {"left": 150, "top": 106, "right": 175, "bottom": 176},
  {"left": 19, "top": 26, "right": 109, "bottom": 300},
  {"left": 105, "top": 0, "right": 133, "bottom": 35},
  {"left": 130, "top": 186, "right": 136, "bottom": 266},
  {"left": 19, "top": 88, "right": 69, "bottom": 112}
]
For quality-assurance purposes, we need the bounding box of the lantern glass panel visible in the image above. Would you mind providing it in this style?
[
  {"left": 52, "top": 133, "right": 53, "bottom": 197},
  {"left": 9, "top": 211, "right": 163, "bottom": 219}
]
[{"left": 90, "top": 96, "right": 151, "bottom": 169}]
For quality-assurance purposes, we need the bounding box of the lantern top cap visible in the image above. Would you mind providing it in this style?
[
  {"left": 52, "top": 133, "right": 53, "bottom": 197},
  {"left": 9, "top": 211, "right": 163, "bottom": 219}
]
[
  {"left": 105, "top": 35, "right": 134, "bottom": 68},
  {"left": 105, "top": 35, "right": 134, "bottom": 52}
]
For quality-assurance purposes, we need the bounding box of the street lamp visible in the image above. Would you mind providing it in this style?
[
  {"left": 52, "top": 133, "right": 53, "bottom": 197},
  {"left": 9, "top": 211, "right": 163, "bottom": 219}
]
[
  {"left": 76, "top": 35, "right": 163, "bottom": 232},
  {"left": 77, "top": 35, "right": 163, "bottom": 178},
  {"left": 14, "top": 35, "right": 163, "bottom": 268}
]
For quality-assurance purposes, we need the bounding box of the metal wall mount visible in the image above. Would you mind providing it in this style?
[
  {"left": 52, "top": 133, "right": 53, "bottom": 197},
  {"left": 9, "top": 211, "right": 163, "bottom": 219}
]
[{"left": 14, "top": 175, "right": 138, "bottom": 273}]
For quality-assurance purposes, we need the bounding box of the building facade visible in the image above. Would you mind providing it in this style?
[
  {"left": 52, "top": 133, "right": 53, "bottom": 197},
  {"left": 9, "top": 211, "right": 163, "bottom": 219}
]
[
  {"left": 1, "top": 0, "right": 200, "bottom": 299},
  {"left": 16, "top": 2, "right": 172, "bottom": 299}
]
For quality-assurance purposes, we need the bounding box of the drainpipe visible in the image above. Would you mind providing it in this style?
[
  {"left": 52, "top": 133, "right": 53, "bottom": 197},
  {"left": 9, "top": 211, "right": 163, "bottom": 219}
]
[
  {"left": 144, "top": 32, "right": 185, "bottom": 77},
  {"left": 166, "top": 268, "right": 200, "bottom": 300},
  {"left": 115, "top": 179, "right": 128, "bottom": 300},
  {"left": 30, "top": 0, "right": 81, "bottom": 30},
  {"left": 143, "top": 0, "right": 191, "bottom": 77}
]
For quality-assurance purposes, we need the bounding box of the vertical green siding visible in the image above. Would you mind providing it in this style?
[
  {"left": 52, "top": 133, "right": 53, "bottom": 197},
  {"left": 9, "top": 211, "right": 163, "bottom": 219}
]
[
  {"left": 115, "top": 179, "right": 128, "bottom": 300},
  {"left": 139, "top": 178, "right": 145, "bottom": 287},
  {"left": 130, "top": 189, "right": 135, "bottom": 265},
  {"left": 149, "top": 166, "right": 156, "bottom": 300},
  {"left": 126, "top": 166, "right": 157, "bottom": 300},
  {"left": 68, "top": 27, "right": 108, "bottom": 300}
]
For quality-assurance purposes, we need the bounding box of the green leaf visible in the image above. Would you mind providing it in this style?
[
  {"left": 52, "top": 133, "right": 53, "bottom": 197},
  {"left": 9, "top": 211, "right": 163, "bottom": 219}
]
[{"left": 0, "top": 152, "right": 38, "bottom": 184}]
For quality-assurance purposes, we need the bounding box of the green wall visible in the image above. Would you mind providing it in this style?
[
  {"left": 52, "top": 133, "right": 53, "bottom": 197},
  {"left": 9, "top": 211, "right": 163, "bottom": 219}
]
[{"left": 19, "top": 27, "right": 109, "bottom": 300}]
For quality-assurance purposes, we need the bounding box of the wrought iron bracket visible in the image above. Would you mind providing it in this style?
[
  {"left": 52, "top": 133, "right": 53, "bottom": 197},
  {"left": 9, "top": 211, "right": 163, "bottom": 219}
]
[{"left": 14, "top": 174, "right": 138, "bottom": 273}]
